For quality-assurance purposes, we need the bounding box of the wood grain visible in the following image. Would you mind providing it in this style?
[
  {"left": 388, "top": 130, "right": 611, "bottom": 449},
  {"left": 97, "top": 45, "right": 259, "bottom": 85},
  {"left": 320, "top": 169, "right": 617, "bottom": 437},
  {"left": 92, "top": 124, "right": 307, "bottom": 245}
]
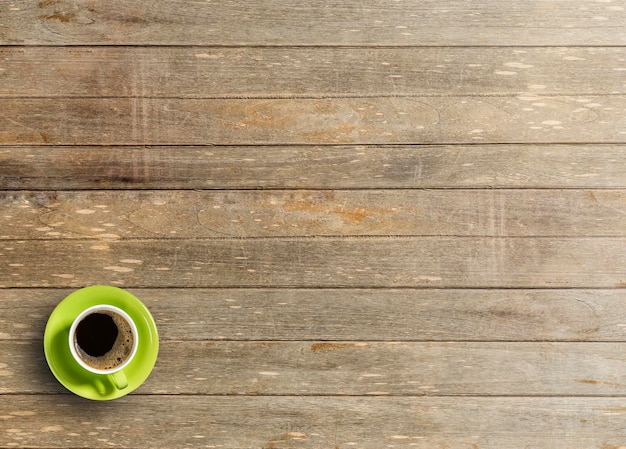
[
  {"left": 5, "top": 340, "right": 626, "bottom": 396},
  {"left": 2, "top": 189, "right": 626, "bottom": 239},
  {"left": 2, "top": 0, "right": 626, "bottom": 445},
  {"left": 1, "top": 288, "right": 621, "bottom": 342},
  {"left": 2, "top": 47, "right": 625, "bottom": 98},
  {"left": 1, "top": 238, "right": 625, "bottom": 288},
  {"left": 1, "top": 96, "right": 624, "bottom": 145},
  {"left": 2, "top": 144, "right": 626, "bottom": 190},
  {"left": 2, "top": 396, "right": 626, "bottom": 448},
  {"left": 3, "top": 0, "right": 626, "bottom": 46}
]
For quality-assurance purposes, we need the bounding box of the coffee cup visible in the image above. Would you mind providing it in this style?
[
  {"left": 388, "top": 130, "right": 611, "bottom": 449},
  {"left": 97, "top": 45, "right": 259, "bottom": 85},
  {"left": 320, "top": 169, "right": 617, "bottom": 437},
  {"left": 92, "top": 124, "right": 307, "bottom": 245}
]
[
  {"left": 68, "top": 304, "right": 139, "bottom": 393},
  {"left": 45, "top": 285, "right": 159, "bottom": 400}
]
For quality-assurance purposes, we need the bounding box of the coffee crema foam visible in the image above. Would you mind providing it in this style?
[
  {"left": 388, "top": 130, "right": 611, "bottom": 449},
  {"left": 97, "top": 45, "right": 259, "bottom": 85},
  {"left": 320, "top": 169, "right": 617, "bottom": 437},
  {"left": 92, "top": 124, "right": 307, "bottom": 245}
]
[{"left": 75, "top": 311, "right": 134, "bottom": 371}]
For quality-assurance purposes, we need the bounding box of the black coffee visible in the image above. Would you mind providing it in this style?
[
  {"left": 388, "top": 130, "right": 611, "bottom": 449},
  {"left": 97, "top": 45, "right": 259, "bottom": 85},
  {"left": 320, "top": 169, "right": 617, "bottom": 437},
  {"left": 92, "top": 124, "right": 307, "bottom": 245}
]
[
  {"left": 73, "top": 310, "right": 134, "bottom": 371},
  {"left": 76, "top": 313, "right": 118, "bottom": 357}
]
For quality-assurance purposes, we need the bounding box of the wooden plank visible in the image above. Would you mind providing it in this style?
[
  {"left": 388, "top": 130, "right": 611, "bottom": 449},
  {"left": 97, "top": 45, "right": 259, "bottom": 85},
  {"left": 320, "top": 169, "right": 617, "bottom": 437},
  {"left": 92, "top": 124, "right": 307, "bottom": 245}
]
[
  {"left": 1, "top": 96, "right": 625, "bottom": 145},
  {"left": 1, "top": 238, "right": 625, "bottom": 288},
  {"left": 3, "top": 0, "right": 626, "bottom": 46},
  {"left": 0, "top": 288, "right": 621, "bottom": 342},
  {"left": 2, "top": 47, "right": 625, "bottom": 98},
  {"left": 3, "top": 189, "right": 626, "bottom": 239},
  {"left": 5, "top": 340, "right": 626, "bottom": 396},
  {"left": 2, "top": 395, "right": 626, "bottom": 448},
  {"left": 2, "top": 144, "right": 626, "bottom": 190}
]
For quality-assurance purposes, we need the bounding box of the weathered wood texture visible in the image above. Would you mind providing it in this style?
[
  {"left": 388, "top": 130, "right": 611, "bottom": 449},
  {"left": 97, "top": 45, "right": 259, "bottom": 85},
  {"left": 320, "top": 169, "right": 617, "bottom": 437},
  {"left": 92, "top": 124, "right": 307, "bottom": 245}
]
[
  {"left": 2, "top": 396, "right": 626, "bottom": 449},
  {"left": 1, "top": 238, "right": 625, "bottom": 288},
  {"left": 3, "top": 0, "right": 626, "bottom": 46},
  {"left": 2, "top": 189, "right": 626, "bottom": 239},
  {"left": 2, "top": 0, "right": 626, "bottom": 446},
  {"left": 1, "top": 289, "right": 622, "bottom": 342},
  {"left": 2, "top": 47, "right": 626, "bottom": 98},
  {"left": 3, "top": 145, "right": 626, "bottom": 190},
  {"left": 1, "top": 96, "right": 624, "bottom": 145},
  {"left": 4, "top": 340, "right": 626, "bottom": 396}
]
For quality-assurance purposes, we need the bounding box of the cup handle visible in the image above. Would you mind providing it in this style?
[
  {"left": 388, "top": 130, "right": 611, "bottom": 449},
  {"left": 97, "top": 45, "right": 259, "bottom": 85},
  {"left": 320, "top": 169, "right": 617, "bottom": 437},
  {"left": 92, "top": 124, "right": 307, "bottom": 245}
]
[{"left": 110, "top": 370, "right": 128, "bottom": 390}]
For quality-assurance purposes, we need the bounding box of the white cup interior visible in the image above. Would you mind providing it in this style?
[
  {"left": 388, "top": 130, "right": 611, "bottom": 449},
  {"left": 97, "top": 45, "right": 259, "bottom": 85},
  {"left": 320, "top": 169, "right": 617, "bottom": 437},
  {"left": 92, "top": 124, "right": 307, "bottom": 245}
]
[{"left": 68, "top": 304, "right": 139, "bottom": 374}]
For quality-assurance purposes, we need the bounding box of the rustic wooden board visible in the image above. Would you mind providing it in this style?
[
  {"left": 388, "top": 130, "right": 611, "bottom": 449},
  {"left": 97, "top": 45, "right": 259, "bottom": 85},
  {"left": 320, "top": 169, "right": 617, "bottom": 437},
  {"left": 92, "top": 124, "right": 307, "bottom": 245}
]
[
  {"left": 2, "top": 396, "right": 626, "bottom": 448},
  {"left": 2, "top": 47, "right": 625, "bottom": 98},
  {"left": 5, "top": 340, "right": 626, "bottom": 396},
  {"left": 1, "top": 238, "right": 625, "bottom": 288},
  {"left": 2, "top": 0, "right": 625, "bottom": 445},
  {"left": 4, "top": 0, "right": 626, "bottom": 46},
  {"left": 2, "top": 144, "right": 626, "bottom": 190},
  {"left": 1, "top": 96, "right": 624, "bottom": 145},
  {"left": 2, "top": 189, "right": 626, "bottom": 239},
  {"left": 1, "top": 288, "right": 621, "bottom": 342}
]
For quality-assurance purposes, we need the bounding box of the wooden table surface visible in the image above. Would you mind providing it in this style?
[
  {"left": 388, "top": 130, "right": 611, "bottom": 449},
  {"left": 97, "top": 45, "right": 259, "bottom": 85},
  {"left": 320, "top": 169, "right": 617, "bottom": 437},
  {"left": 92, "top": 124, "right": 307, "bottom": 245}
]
[{"left": 2, "top": 1, "right": 626, "bottom": 448}]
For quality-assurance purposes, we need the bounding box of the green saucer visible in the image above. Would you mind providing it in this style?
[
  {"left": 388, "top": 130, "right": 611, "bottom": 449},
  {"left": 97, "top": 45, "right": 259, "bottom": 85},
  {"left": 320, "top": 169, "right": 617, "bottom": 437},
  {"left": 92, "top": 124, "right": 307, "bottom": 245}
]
[{"left": 44, "top": 286, "right": 159, "bottom": 400}]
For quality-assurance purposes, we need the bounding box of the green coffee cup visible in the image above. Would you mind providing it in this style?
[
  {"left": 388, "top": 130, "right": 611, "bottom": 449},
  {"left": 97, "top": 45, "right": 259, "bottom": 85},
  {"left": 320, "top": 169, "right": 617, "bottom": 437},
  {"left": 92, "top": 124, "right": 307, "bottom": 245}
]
[{"left": 44, "top": 286, "right": 159, "bottom": 400}]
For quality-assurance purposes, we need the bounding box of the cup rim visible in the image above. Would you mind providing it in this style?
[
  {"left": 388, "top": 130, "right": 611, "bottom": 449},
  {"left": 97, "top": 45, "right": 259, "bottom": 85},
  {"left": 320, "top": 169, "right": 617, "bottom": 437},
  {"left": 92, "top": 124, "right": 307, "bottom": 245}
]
[{"left": 68, "top": 304, "right": 139, "bottom": 375}]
